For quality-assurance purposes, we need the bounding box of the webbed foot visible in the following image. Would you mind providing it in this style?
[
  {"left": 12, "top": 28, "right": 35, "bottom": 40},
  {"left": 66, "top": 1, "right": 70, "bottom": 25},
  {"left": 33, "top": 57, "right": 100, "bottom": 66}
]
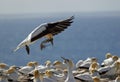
[
  {"left": 40, "top": 38, "right": 54, "bottom": 50},
  {"left": 25, "top": 45, "right": 30, "bottom": 55}
]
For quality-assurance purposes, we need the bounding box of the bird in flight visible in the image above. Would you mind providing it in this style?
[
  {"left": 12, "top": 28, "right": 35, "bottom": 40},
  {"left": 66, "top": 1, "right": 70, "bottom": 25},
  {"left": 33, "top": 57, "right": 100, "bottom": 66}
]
[{"left": 14, "top": 16, "right": 74, "bottom": 54}]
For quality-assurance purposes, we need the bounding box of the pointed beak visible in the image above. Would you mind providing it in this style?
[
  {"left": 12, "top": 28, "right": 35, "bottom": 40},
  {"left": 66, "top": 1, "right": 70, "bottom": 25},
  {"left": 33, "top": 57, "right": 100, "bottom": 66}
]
[
  {"left": 13, "top": 47, "right": 18, "bottom": 52},
  {"left": 13, "top": 46, "right": 20, "bottom": 52},
  {"left": 13, "top": 39, "right": 27, "bottom": 52},
  {"left": 61, "top": 57, "right": 67, "bottom": 60}
]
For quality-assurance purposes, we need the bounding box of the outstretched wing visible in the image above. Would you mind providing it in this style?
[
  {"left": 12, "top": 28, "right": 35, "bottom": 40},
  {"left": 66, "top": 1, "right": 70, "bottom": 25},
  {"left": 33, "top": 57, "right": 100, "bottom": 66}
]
[
  {"left": 47, "top": 16, "right": 74, "bottom": 36},
  {"left": 31, "top": 16, "right": 74, "bottom": 42}
]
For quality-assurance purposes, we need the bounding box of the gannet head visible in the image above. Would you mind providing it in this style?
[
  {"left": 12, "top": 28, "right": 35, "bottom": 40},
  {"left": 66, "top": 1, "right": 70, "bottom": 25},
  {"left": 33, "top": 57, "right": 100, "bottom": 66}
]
[
  {"left": 53, "top": 60, "right": 62, "bottom": 66},
  {"left": 32, "top": 61, "right": 39, "bottom": 67},
  {"left": 112, "top": 55, "right": 119, "bottom": 61},
  {"left": 63, "top": 69, "right": 68, "bottom": 75},
  {"left": 92, "top": 76, "right": 100, "bottom": 82},
  {"left": 27, "top": 62, "right": 34, "bottom": 67},
  {"left": 61, "top": 57, "right": 74, "bottom": 68},
  {"left": 45, "top": 70, "right": 53, "bottom": 78},
  {"left": 91, "top": 58, "right": 98, "bottom": 63},
  {"left": 0, "top": 63, "right": 8, "bottom": 69},
  {"left": 5, "top": 66, "right": 15, "bottom": 74},
  {"left": 9, "top": 65, "right": 18, "bottom": 69},
  {"left": 45, "top": 60, "right": 51, "bottom": 67},
  {"left": 106, "top": 53, "right": 112, "bottom": 59}
]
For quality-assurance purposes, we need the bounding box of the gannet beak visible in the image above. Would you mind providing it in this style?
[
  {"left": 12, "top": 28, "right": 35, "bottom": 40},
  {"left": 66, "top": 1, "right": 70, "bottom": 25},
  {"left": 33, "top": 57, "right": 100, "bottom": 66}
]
[
  {"left": 61, "top": 57, "right": 70, "bottom": 62},
  {"left": 61, "top": 57, "right": 67, "bottom": 60},
  {"left": 13, "top": 47, "right": 20, "bottom": 52}
]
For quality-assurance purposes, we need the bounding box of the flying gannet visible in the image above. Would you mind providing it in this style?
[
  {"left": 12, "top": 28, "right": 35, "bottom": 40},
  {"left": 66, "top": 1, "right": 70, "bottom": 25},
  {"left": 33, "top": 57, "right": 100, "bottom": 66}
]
[{"left": 14, "top": 16, "right": 74, "bottom": 54}]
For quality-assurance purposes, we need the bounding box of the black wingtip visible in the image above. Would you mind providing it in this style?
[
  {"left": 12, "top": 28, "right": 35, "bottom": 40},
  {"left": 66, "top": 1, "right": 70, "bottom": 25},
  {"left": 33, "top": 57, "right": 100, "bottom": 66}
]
[
  {"left": 70, "top": 16, "right": 75, "bottom": 20},
  {"left": 66, "top": 16, "right": 74, "bottom": 23}
]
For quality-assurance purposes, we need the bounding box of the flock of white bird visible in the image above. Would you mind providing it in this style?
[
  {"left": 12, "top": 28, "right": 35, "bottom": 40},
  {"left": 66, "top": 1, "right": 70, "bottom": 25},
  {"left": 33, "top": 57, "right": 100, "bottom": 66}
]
[{"left": 0, "top": 53, "right": 120, "bottom": 82}]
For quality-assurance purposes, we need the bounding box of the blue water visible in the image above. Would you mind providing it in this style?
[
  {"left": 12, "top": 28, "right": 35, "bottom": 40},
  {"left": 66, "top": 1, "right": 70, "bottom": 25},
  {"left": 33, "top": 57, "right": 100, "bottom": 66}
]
[{"left": 0, "top": 13, "right": 120, "bottom": 66}]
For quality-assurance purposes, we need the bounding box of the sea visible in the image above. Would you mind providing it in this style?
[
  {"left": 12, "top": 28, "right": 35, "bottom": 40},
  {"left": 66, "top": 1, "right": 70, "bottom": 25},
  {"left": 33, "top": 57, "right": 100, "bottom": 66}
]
[{"left": 0, "top": 12, "right": 120, "bottom": 66}]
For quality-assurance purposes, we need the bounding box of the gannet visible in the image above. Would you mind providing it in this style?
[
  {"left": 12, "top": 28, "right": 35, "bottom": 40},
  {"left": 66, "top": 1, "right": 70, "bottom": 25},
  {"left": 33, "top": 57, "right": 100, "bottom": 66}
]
[
  {"left": 101, "top": 55, "right": 118, "bottom": 67},
  {"left": 89, "top": 62, "right": 100, "bottom": 77},
  {"left": 75, "top": 62, "right": 100, "bottom": 82},
  {"left": 61, "top": 57, "right": 75, "bottom": 82},
  {"left": 45, "top": 70, "right": 65, "bottom": 82},
  {"left": 19, "top": 62, "right": 35, "bottom": 74},
  {"left": 31, "top": 60, "right": 53, "bottom": 73},
  {"left": 0, "top": 64, "right": 8, "bottom": 79},
  {"left": 5, "top": 66, "right": 19, "bottom": 81},
  {"left": 75, "top": 59, "right": 83, "bottom": 68},
  {"left": 89, "top": 62, "right": 99, "bottom": 72},
  {"left": 78, "top": 57, "right": 97, "bottom": 69},
  {"left": 0, "top": 63, "right": 9, "bottom": 71},
  {"left": 98, "top": 61, "right": 120, "bottom": 78},
  {"left": 14, "top": 16, "right": 74, "bottom": 54},
  {"left": 32, "top": 69, "right": 59, "bottom": 82},
  {"left": 53, "top": 60, "right": 67, "bottom": 71},
  {"left": 105, "top": 53, "right": 112, "bottom": 59}
]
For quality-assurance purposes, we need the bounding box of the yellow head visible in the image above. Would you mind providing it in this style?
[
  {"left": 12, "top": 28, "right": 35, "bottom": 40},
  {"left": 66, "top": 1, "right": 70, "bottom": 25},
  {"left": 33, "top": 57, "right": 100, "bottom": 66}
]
[
  {"left": 53, "top": 61, "right": 62, "bottom": 66},
  {"left": 61, "top": 57, "right": 74, "bottom": 68},
  {"left": 0, "top": 63, "right": 8, "bottom": 69},
  {"left": 90, "top": 62, "right": 99, "bottom": 70},
  {"left": 64, "top": 59, "right": 74, "bottom": 68},
  {"left": 9, "top": 65, "right": 17, "bottom": 69},
  {"left": 91, "top": 58, "right": 97, "bottom": 63},
  {"left": 27, "top": 62, "right": 34, "bottom": 66},
  {"left": 92, "top": 76, "right": 100, "bottom": 82},
  {"left": 63, "top": 69, "right": 68, "bottom": 75},
  {"left": 112, "top": 56, "right": 119, "bottom": 61},
  {"left": 5, "top": 66, "right": 15, "bottom": 74},
  {"left": 33, "top": 61, "right": 39, "bottom": 66},
  {"left": 106, "top": 53, "right": 112, "bottom": 59},
  {"left": 45, "top": 60, "right": 51, "bottom": 66},
  {"left": 45, "top": 70, "right": 53, "bottom": 78}
]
